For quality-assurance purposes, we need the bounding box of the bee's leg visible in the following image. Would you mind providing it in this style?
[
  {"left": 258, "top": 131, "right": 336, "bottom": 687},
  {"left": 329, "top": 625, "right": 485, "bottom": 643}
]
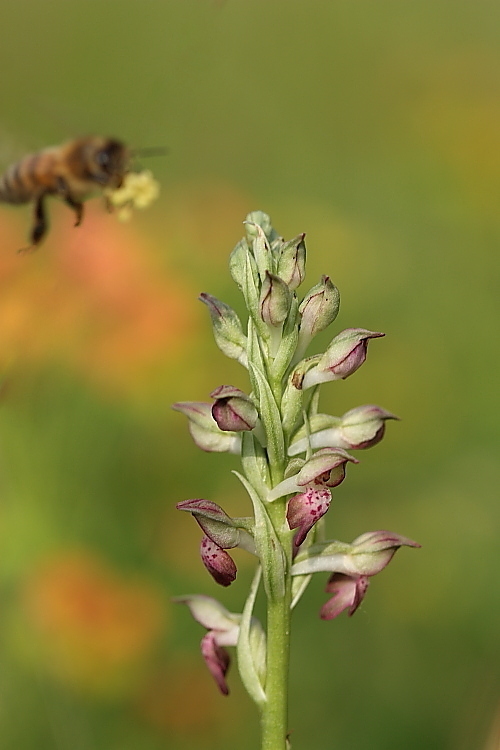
[
  {"left": 17, "top": 195, "right": 48, "bottom": 253},
  {"left": 64, "top": 193, "right": 84, "bottom": 227},
  {"left": 56, "top": 176, "right": 84, "bottom": 227}
]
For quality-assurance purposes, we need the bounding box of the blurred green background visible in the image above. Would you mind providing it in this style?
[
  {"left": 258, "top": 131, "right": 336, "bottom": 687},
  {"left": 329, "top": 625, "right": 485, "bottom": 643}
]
[{"left": 0, "top": 1, "right": 498, "bottom": 748}]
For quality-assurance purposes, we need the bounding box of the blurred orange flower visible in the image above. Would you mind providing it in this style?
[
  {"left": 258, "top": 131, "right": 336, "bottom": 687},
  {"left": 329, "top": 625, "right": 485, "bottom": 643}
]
[
  {"left": 0, "top": 206, "right": 197, "bottom": 396},
  {"left": 23, "top": 549, "right": 166, "bottom": 694},
  {"left": 136, "top": 655, "right": 246, "bottom": 739}
]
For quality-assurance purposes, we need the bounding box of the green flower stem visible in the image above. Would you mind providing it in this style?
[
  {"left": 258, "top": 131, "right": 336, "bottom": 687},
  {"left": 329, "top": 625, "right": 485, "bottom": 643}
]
[
  {"left": 261, "top": 562, "right": 292, "bottom": 749},
  {"left": 261, "top": 497, "right": 293, "bottom": 750}
]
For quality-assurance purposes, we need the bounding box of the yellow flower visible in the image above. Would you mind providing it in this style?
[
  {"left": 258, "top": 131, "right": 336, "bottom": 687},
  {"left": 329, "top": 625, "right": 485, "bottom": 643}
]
[{"left": 105, "top": 170, "right": 160, "bottom": 221}]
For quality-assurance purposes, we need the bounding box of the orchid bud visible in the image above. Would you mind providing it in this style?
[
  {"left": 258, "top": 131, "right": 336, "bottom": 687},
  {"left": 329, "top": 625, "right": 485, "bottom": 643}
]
[
  {"left": 277, "top": 234, "right": 306, "bottom": 290},
  {"left": 289, "top": 405, "right": 399, "bottom": 455},
  {"left": 296, "top": 275, "right": 340, "bottom": 357},
  {"left": 245, "top": 222, "right": 274, "bottom": 283},
  {"left": 259, "top": 271, "right": 292, "bottom": 328},
  {"left": 172, "top": 401, "right": 241, "bottom": 454},
  {"left": 244, "top": 211, "right": 277, "bottom": 244},
  {"left": 210, "top": 385, "right": 259, "bottom": 432},
  {"left": 302, "top": 328, "right": 385, "bottom": 389},
  {"left": 199, "top": 293, "right": 248, "bottom": 367}
]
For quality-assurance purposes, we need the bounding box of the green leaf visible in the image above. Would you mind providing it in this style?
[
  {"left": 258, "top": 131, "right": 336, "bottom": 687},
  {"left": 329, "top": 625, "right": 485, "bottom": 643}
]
[
  {"left": 271, "top": 295, "right": 299, "bottom": 383},
  {"left": 246, "top": 222, "right": 275, "bottom": 281},
  {"left": 236, "top": 566, "right": 267, "bottom": 707},
  {"left": 229, "top": 238, "right": 251, "bottom": 291},
  {"left": 233, "top": 471, "right": 285, "bottom": 600},
  {"left": 247, "top": 317, "right": 267, "bottom": 385},
  {"left": 241, "top": 431, "right": 271, "bottom": 499},
  {"left": 249, "top": 362, "right": 285, "bottom": 471}
]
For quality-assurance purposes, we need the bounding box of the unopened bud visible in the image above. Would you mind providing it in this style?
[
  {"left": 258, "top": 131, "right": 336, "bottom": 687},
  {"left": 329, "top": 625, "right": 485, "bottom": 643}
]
[
  {"left": 259, "top": 271, "right": 292, "bottom": 328},
  {"left": 296, "top": 276, "right": 340, "bottom": 358},
  {"left": 302, "top": 328, "right": 384, "bottom": 389},
  {"left": 244, "top": 211, "right": 277, "bottom": 243},
  {"left": 210, "top": 385, "right": 259, "bottom": 432},
  {"left": 199, "top": 293, "right": 248, "bottom": 367},
  {"left": 289, "top": 404, "right": 398, "bottom": 455},
  {"left": 277, "top": 233, "right": 307, "bottom": 290}
]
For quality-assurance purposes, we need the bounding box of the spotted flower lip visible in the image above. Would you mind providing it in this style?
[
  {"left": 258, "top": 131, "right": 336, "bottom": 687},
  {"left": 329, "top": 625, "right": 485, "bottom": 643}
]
[
  {"left": 287, "top": 485, "right": 331, "bottom": 549},
  {"left": 176, "top": 498, "right": 256, "bottom": 586},
  {"left": 200, "top": 536, "right": 237, "bottom": 586},
  {"left": 267, "top": 449, "right": 358, "bottom": 551},
  {"left": 268, "top": 447, "right": 358, "bottom": 502}
]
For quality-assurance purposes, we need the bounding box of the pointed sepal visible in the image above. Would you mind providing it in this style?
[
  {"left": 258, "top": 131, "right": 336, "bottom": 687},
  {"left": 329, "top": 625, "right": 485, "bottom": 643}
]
[
  {"left": 199, "top": 293, "right": 248, "bottom": 367},
  {"left": 302, "top": 329, "right": 385, "bottom": 389}
]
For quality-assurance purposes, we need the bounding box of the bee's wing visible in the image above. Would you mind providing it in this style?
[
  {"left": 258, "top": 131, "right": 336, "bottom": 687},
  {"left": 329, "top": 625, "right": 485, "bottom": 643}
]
[{"left": 0, "top": 126, "right": 38, "bottom": 171}]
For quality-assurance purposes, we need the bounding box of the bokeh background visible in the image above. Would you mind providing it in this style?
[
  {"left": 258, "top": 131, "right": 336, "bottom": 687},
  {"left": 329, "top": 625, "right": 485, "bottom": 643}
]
[{"left": 0, "top": 2, "right": 498, "bottom": 749}]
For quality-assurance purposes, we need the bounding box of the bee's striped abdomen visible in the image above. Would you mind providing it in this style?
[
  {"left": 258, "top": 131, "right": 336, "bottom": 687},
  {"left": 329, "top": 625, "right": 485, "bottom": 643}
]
[{"left": 0, "top": 151, "right": 58, "bottom": 204}]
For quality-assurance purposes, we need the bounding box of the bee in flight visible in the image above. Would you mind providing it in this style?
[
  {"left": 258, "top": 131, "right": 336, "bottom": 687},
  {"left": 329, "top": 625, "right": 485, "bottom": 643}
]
[{"left": 0, "top": 136, "right": 159, "bottom": 252}]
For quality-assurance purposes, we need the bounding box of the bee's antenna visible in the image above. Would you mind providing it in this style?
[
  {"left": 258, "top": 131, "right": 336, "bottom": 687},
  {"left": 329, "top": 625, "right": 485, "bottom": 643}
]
[{"left": 130, "top": 146, "right": 168, "bottom": 158}]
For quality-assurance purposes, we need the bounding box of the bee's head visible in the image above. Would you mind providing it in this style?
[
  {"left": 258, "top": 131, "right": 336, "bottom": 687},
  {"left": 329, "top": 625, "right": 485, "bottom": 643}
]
[{"left": 93, "top": 138, "right": 129, "bottom": 187}]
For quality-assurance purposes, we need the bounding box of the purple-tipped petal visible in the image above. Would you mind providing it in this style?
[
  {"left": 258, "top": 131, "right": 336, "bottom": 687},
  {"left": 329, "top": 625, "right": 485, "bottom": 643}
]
[
  {"left": 200, "top": 536, "right": 237, "bottom": 587},
  {"left": 352, "top": 530, "right": 421, "bottom": 552},
  {"left": 302, "top": 329, "right": 385, "bottom": 389},
  {"left": 322, "top": 329, "right": 385, "bottom": 381},
  {"left": 177, "top": 499, "right": 240, "bottom": 549},
  {"left": 210, "top": 386, "right": 258, "bottom": 432},
  {"left": 320, "top": 573, "right": 370, "bottom": 619},
  {"left": 287, "top": 486, "right": 331, "bottom": 548},
  {"left": 201, "top": 631, "right": 231, "bottom": 695}
]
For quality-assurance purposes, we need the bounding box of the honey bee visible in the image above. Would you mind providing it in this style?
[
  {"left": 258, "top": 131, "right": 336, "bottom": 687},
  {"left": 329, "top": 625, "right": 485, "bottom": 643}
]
[{"left": 0, "top": 136, "right": 130, "bottom": 251}]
